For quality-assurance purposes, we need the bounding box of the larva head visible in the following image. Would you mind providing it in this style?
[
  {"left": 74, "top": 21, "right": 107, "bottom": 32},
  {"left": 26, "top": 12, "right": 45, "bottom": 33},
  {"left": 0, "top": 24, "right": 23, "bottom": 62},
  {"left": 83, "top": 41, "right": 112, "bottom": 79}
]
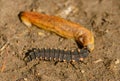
[{"left": 76, "top": 31, "right": 94, "bottom": 52}]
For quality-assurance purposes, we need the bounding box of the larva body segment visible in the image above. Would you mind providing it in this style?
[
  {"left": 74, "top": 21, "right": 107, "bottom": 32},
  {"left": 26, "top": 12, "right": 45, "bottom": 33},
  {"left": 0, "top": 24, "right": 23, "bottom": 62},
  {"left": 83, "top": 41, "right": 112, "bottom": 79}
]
[
  {"left": 24, "top": 48, "right": 89, "bottom": 62},
  {"left": 18, "top": 11, "right": 94, "bottom": 52}
]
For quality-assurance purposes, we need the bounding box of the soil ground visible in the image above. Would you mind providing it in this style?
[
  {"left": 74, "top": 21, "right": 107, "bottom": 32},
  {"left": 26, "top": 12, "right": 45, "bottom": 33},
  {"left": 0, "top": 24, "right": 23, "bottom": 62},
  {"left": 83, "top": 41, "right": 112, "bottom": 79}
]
[{"left": 0, "top": 0, "right": 120, "bottom": 81}]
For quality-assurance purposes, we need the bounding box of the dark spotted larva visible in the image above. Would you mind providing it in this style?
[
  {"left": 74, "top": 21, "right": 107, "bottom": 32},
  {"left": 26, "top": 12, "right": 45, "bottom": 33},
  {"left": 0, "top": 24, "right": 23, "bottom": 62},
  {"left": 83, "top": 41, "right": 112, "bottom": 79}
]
[{"left": 24, "top": 48, "right": 89, "bottom": 62}]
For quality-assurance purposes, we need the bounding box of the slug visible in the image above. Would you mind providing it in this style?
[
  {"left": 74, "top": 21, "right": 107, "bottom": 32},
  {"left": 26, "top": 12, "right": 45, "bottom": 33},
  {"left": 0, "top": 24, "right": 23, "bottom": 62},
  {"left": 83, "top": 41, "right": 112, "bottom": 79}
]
[{"left": 18, "top": 11, "right": 94, "bottom": 52}]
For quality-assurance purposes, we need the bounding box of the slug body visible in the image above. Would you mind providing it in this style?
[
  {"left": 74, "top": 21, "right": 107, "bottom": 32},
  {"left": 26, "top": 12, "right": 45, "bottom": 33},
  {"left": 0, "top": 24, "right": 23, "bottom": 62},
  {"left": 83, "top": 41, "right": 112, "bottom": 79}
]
[
  {"left": 18, "top": 11, "right": 94, "bottom": 52},
  {"left": 24, "top": 48, "right": 89, "bottom": 62}
]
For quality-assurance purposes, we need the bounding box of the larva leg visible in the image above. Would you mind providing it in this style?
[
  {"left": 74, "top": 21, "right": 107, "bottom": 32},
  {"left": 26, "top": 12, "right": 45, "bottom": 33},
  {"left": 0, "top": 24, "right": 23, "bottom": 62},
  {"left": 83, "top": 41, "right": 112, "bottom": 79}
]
[
  {"left": 40, "top": 48, "right": 45, "bottom": 60},
  {"left": 71, "top": 49, "right": 80, "bottom": 62},
  {"left": 59, "top": 50, "right": 64, "bottom": 62},
  {"left": 49, "top": 49, "right": 55, "bottom": 60},
  {"left": 44, "top": 48, "right": 50, "bottom": 61},
  {"left": 35, "top": 48, "right": 43, "bottom": 59},
  {"left": 63, "top": 50, "right": 71, "bottom": 62},
  {"left": 54, "top": 49, "right": 60, "bottom": 61}
]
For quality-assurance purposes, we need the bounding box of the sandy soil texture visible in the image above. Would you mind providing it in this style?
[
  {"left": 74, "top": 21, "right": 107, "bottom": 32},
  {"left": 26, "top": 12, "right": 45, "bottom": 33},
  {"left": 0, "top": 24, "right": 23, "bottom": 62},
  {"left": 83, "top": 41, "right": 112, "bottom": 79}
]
[{"left": 0, "top": 0, "right": 120, "bottom": 81}]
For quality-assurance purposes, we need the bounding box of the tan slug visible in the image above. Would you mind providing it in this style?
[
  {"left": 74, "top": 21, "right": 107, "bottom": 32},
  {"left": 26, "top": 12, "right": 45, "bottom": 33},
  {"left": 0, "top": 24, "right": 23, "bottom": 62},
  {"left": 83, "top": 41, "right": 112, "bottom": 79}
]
[{"left": 18, "top": 11, "right": 94, "bottom": 52}]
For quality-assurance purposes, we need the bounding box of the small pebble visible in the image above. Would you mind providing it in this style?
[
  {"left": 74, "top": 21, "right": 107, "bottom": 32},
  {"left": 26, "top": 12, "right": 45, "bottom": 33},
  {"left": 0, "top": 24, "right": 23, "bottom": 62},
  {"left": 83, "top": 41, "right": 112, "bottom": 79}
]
[
  {"left": 94, "top": 59, "right": 103, "bottom": 64},
  {"left": 115, "top": 59, "right": 119, "bottom": 64},
  {"left": 81, "top": 70, "right": 85, "bottom": 73},
  {"left": 24, "top": 78, "right": 27, "bottom": 81},
  {"left": 38, "top": 32, "right": 45, "bottom": 36}
]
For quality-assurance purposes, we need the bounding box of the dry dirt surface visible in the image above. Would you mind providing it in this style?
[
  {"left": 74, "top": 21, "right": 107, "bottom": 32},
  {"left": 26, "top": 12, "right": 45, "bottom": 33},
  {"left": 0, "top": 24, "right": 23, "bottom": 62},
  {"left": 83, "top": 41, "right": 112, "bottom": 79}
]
[{"left": 0, "top": 0, "right": 120, "bottom": 81}]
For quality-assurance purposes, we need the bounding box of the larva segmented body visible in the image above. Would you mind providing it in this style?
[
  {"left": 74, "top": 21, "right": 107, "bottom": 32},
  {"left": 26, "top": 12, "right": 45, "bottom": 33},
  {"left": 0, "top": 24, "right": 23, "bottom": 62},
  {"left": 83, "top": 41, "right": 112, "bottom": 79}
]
[{"left": 24, "top": 48, "right": 89, "bottom": 62}]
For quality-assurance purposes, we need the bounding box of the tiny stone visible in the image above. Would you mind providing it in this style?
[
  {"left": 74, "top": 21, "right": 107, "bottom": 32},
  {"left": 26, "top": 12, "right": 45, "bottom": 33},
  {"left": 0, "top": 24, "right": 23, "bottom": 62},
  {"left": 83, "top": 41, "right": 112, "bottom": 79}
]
[
  {"left": 105, "top": 29, "right": 109, "bottom": 33},
  {"left": 37, "top": 72, "right": 40, "bottom": 75},
  {"left": 24, "top": 78, "right": 27, "bottom": 81},
  {"left": 81, "top": 70, "right": 85, "bottom": 73},
  {"left": 38, "top": 32, "right": 45, "bottom": 36},
  {"left": 94, "top": 59, "right": 103, "bottom": 64},
  {"left": 59, "top": 38, "right": 64, "bottom": 42},
  {"left": 115, "top": 59, "right": 119, "bottom": 64},
  {"left": 79, "top": 58, "right": 84, "bottom": 61}
]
